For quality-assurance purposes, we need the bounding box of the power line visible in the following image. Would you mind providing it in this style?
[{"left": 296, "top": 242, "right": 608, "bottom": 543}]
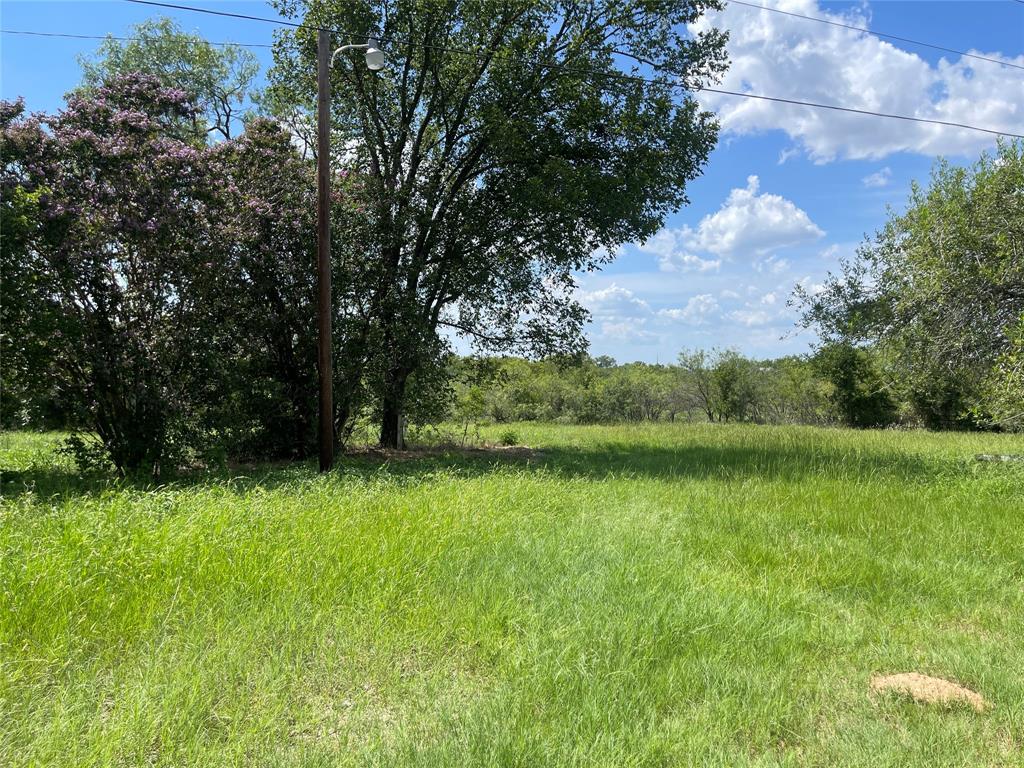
[
  {"left": 693, "top": 85, "right": 1022, "bottom": 139},
  {"left": 124, "top": 0, "right": 306, "bottom": 30},
  {"left": 727, "top": 0, "right": 1024, "bottom": 72},
  {"left": 24, "top": 0, "right": 1024, "bottom": 140},
  {"left": 1, "top": 29, "right": 272, "bottom": 48}
]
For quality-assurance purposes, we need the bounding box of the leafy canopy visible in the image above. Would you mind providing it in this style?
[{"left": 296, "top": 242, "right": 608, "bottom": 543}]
[{"left": 79, "top": 17, "right": 259, "bottom": 140}]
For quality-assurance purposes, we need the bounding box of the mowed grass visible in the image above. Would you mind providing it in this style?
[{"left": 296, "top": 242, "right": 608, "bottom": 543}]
[{"left": 2, "top": 424, "right": 1023, "bottom": 767}]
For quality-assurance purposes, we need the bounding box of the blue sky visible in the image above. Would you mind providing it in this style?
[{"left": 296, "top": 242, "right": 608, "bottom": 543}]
[{"left": 3, "top": 1, "right": 1023, "bottom": 363}]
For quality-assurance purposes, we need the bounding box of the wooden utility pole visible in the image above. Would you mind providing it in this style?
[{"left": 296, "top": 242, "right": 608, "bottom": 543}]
[{"left": 316, "top": 29, "right": 334, "bottom": 472}]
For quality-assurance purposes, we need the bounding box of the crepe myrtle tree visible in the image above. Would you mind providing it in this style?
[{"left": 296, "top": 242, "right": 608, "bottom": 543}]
[
  {"left": 266, "top": 0, "right": 728, "bottom": 447},
  {"left": 2, "top": 76, "right": 228, "bottom": 476}
]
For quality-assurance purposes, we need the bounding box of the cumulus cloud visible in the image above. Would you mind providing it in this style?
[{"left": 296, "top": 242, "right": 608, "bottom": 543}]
[
  {"left": 797, "top": 275, "right": 826, "bottom": 296},
  {"left": 687, "top": 176, "right": 825, "bottom": 257},
  {"left": 635, "top": 229, "right": 721, "bottom": 273},
  {"left": 754, "top": 254, "right": 792, "bottom": 274},
  {"left": 729, "top": 308, "right": 775, "bottom": 327},
  {"left": 659, "top": 294, "right": 721, "bottom": 325},
  {"left": 688, "top": 0, "right": 1024, "bottom": 161},
  {"left": 862, "top": 167, "right": 892, "bottom": 187},
  {"left": 600, "top": 319, "right": 656, "bottom": 343},
  {"left": 580, "top": 283, "right": 650, "bottom": 318},
  {"left": 636, "top": 175, "right": 823, "bottom": 271}
]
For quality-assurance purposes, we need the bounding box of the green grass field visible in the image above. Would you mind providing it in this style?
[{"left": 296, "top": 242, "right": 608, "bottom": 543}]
[{"left": 2, "top": 424, "right": 1023, "bottom": 767}]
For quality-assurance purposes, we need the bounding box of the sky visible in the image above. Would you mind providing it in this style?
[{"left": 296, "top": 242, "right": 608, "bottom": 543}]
[{"left": 2, "top": 0, "right": 1023, "bottom": 364}]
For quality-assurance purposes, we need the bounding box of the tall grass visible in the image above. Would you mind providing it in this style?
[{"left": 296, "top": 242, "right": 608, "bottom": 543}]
[{"left": 2, "top": 424, "right": 1022, "bottom": 766}]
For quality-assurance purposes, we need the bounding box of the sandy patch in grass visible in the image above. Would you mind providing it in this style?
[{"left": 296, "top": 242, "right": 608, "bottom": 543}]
[{"left": 870, "top": 673, "right": 989, "bottom": 712}]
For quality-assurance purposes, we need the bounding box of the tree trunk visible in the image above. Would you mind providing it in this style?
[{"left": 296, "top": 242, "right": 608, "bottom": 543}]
[{"left": 378, "top": 367, "right": 409, "bottom": 449}]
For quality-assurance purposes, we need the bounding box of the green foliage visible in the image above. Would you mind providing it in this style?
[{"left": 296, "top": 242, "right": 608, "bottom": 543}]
[
  {"left": 450, "top": 351, "right": 836, "bottom": 428},
  {"left": 56, "top": 433, "right": 113, "bottom": 475},
  {"left": 78, "top": 17, "right": 259, "bottom": 140},
  {"left": 797, "top": 140, "right": 1024, "bottom": 430},
  {"left": 1, "top": 76, "right": 378, "bottom": 473},
  {"left": 983, "top": 316, "right": 1024, "bottom": 430},
  {"left": 812, "top": 343, "right": 897, "bottom": 429},
  {"left": 1, "top": 77, "right": 228, "bottom": 476},
  {"left": 498, "top": 429, "right": 519, "bottom": 446}
]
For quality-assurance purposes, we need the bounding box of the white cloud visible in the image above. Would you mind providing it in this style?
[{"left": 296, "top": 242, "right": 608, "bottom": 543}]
[
  {"left": 635, "top": 175, "right": 821, "bottom": 268},
  {"left": 635, "top": 229, "right": 722, "bottom": 273},
  {"left": 685, "top": 176, "right": 824, "bottom": 258},
  {"left": 760, "top": 291, "right": 777, "bottom": 306},
  {"left": 580, "top": 283, "right": 650, "bottom": 318},
  {"left": 729, "top": 308, "right": 775, "bottom": 327},
  {"left": 862, "top": 167, "right": 892, "bottom": 187},
  {"left": 754, "top": 254, "right": 792, "bottom": 274},
  {"left": 659, "top": 294, "right": 721, "bottom": 325},
  {"left": 777, "top": 147, "right": 800, "bottom": 164},
  {"left": 600, "top": 319, "right": 656, "bottom": 343},
  {"left": 720, "top": 288, "right": 741, "bottom": 300},
  {"left": 688, "top": 0, "right": 1024, "bottom": 161},
  {"left": 797, "top": 275, "right": 826, "bottom": 296}
]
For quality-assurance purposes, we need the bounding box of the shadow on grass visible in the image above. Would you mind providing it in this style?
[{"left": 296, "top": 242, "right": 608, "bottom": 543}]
[
  {"left": 1, "top": 437, "right": 956, "bottom": 503},
  {"left": 2, "top": 423, "right": 974, "bottom": 501},
  {"left": 347, "top": 441, "right": 946, "bottom": 484}
]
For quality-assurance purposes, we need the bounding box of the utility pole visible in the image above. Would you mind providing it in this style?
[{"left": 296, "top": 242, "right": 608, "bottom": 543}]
[{"left": 316, "top": 28, "right": 334, "bottom": 473}]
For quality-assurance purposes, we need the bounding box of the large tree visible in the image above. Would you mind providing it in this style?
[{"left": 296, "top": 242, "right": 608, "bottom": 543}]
[
  {"left": 796, "top": 140, "right": 1024, "bottom": 429},
  {"left": 265, "top": 0, "right": 728, "bottom": 446}
]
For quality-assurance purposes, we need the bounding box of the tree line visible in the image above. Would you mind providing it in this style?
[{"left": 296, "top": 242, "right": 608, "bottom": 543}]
[{"left": 448, "top": 345, "right": 896, "bottom": 430}]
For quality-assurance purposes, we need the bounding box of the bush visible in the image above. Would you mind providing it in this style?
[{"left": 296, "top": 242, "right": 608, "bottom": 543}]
[{"left": 813, "top": 343, "right": 898, "bottom": 428}]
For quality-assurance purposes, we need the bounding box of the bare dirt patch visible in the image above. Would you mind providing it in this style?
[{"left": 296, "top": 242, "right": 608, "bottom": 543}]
[{"left": 870, "top": 673, "right": 989, "bottom": 712}]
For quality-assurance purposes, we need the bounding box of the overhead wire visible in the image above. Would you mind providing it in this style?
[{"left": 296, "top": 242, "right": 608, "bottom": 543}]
[
  {"left": 10, "top": 0, "right": 1023, "bottom": 140},
  {"left": 1, "top": 29, "right": 272, "bottom": 47}
]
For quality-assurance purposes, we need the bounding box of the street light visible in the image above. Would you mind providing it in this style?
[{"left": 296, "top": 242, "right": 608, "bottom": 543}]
[
  {"left": 331, "top": 38, "right": 386, "bottom": 71},
  {"left": 316, "top": 31, "right": 385, "bottom": 473}
]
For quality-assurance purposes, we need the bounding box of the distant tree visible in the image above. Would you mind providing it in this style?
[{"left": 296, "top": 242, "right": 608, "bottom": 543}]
[
  {"left": 678, "top": 349, "right": 718, "bottom": 421},
  {"left": 710, "top": 350, "right": 758, "bottom": 422},
  {"left": 265, "top": 0, "right": 729, "bottom": 447},
  {"left": 79, "top": 17, "right": 259, "bottom": 141},
  {"left": 797, "top": 141, "right": 1024, "bottom": 429},
  {"left": 759, "top": 356, "right": 831, "bottom": 425}
]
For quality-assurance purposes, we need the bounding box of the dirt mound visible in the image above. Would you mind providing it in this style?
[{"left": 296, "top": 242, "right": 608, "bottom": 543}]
[{"left": 870, "top": 673, "right": 989, "bottom": 712}]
